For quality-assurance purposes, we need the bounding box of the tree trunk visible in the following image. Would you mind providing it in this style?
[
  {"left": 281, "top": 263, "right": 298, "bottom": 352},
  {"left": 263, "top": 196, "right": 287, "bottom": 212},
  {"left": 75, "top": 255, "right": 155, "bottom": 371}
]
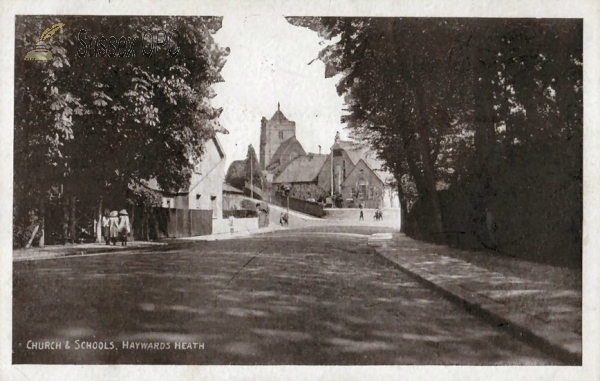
[
  {"left": 396, "top": 182, "right": 408, "bottom": 234},
  {"left": 63, "top": 197, "right": 69, "bottom": 244},
  {"left": 96, "top": 199, "right": 103, "bottom": 243},
  {"left": 39, "top": 197, "right": 45, "bottom": 248},
  {"left": 144, "top": 208, "right": 149, "bottom": 241},
  {"left": 413, "top": 85, "right": 445, "bottom": 243},
  {"left": 130, "top": 205, "right": 135, "bottom": 242},
  {"left": 69, "top": 196, "right": 77, "bottom": 243},
  {"left": 470, "top": 34, "right": 497, "bottom": 237}
]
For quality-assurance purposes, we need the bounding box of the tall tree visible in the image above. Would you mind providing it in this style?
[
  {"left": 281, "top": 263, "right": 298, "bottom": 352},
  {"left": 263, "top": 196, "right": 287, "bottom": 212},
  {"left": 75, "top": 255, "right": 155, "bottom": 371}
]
[
  {"left": 14, "top": 16, "right": 228, "bottom": 245},
  {"left": 289, "top": 17, "right": 582, "bottom": 259},
  {"left": 245, "top": 144, "right": 264, "bottom": 195}
]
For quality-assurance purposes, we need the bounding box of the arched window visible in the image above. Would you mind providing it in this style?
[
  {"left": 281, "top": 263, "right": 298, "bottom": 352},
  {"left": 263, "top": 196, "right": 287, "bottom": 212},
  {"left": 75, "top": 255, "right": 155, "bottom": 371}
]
[
  {"left": 336, "top": 165, "right": 342, "bottom": 193},
  {"left": 358, "top": 178, "right": 367, "bottom": 200},
  {"left": 279, "top": 131, "right": 284, "bottom": 140},
  {"left": 342, "top": 160, "right": 346, "bottom": 179}
]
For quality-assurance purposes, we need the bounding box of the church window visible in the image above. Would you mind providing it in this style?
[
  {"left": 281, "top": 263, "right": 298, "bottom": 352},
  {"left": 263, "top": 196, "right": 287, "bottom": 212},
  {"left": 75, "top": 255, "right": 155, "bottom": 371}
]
[
  {"left": 336, "top": 165, "right": 342, "bottom": 193},
  {"left": 358, "top": 179, "right": 367, "bottom": 200},
  {"left": 369, "top": 187, "right": 374, "bottom": 199},
  {"left": 279, "top": 131, "right": 284, "bottom": 140},
  {"left": 342, "top": 160, "right": 346, "bottom": 179}
]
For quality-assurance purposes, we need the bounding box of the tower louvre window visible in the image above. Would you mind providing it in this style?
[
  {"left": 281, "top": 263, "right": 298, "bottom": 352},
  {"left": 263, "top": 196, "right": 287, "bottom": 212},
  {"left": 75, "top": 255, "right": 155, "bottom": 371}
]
[{"left": 279, "top": 131, "right": 284, "bottom": 140}]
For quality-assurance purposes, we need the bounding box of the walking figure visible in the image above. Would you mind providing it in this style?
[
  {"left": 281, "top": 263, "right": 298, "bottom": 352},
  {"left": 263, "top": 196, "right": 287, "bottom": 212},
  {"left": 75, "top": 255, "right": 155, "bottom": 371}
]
[
  {"left": 118, "top": 209, "right": 131, "bottom": 246},
  {"left": 359, "top": 209, "right": 364, "bottom": 221},
  {"left": 108, "top": 210, "right": 120, "bottom": 245},
  {"left": 102, "top": 209, "right": 110, "bottom": 245}
]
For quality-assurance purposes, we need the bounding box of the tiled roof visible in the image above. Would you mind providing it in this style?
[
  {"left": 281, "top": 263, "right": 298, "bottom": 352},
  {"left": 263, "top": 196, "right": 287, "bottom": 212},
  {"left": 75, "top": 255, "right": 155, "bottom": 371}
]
[
  {"left": 273, "top": 154, "right": 329, "bottom": 184},
  {"left": 269, "top": 136, "right": 306, "bottom": 167}
]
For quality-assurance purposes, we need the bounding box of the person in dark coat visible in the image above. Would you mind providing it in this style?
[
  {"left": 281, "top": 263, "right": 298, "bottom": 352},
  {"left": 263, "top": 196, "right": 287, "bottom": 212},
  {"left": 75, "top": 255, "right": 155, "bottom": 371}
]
[{"left": 102, "top": 209, "right": 110, "bottom": 245}]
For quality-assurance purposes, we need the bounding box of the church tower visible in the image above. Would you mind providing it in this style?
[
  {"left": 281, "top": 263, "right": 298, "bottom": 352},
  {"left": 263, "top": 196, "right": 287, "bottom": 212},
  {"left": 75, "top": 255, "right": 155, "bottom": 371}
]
[{"left": 259, "top": 103, "right": 297, "bottom": 169}]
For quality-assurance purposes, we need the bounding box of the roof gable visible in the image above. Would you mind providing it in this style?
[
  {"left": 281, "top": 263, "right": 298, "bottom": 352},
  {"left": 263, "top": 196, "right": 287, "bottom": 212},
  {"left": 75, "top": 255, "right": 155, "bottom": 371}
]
[
  {"left": 341, "top": 159, "right": 385, "bottom": 187},
  {"left": 270, "top": 109, "right": 289, "bottom": 122}
]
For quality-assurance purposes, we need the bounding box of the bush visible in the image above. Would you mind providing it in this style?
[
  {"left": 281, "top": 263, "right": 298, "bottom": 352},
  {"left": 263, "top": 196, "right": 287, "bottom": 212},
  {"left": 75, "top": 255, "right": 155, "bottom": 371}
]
[{"left": 240, "top": 199, "right": 257, "bottom": 210}]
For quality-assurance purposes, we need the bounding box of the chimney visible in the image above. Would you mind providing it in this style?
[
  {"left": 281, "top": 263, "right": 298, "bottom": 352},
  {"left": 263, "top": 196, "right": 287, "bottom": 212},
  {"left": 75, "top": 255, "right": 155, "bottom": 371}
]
[{"left": 318, "top": 145, "right": 321, "bottom": 154}]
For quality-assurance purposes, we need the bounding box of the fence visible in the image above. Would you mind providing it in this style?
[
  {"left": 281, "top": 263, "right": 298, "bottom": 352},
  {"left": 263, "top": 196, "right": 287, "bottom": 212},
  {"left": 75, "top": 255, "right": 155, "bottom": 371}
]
[
  {"left": 154, "top": 208, "right": 212, "bottom": 238},
  {"left": 269, "top": 191, "right": 325, "bottom": 217}
]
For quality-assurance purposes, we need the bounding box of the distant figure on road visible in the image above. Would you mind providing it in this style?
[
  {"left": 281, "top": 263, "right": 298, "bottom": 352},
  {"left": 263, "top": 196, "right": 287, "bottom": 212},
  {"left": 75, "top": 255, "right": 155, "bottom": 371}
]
[
  {"left": 118, "top": 209, "right": 131, "bottom": 246},
  {"left": 359, "top": 209, "right": 364, "bottom": 221},
  {"left": 280, "top": 212, "right": 288, "bottom": 226},
  {"left": 108, "top": 210, "right": 119, "bottom": 245}
]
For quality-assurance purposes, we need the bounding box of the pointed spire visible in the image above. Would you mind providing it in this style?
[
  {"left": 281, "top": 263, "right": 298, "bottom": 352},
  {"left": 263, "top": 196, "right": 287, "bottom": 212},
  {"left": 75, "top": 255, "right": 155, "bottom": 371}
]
[{"left": 278, "top": 102, "right": 280, "bottom": 111}]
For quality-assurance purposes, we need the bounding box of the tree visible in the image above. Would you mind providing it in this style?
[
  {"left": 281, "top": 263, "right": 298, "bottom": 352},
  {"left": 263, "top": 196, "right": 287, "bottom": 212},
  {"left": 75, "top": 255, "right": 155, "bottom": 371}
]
[
  {"left": 245, "top": 144, "right": 264, "bottom": 195},
  {"left": 289, "top": 17, "right": 582, "bottom": 262},
  {"left": 14, "top": 16, "right": 229, "bottom": 245}
]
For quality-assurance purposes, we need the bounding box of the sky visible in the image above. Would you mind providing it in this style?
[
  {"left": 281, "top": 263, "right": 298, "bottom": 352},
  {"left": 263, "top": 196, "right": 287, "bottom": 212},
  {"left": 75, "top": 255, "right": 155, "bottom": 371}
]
[{"left": 211, "top": 14, "right": 347, "bottom": 168}]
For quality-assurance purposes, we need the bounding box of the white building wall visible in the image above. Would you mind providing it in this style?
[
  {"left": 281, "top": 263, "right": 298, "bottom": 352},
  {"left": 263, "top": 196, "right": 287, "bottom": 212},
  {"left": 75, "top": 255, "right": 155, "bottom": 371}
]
[{"left": 187, "top": 138, "right": 226, "bottom": 219}]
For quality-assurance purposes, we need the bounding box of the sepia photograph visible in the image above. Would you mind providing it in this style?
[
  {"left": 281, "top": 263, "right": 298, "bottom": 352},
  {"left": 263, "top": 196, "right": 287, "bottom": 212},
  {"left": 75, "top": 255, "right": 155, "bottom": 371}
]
[{"left": 2, "top": 0, "right": 599, "bottom": 380}]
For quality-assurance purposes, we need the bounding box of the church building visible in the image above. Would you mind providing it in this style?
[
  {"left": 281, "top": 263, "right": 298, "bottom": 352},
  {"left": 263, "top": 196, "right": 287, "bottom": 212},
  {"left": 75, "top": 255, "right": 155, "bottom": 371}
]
[
  {"left": 238, "top": 104, "right": 399, "bottom": 209},
  {"left": 259, "top": 103, "right": 306, "bottom": 179}
]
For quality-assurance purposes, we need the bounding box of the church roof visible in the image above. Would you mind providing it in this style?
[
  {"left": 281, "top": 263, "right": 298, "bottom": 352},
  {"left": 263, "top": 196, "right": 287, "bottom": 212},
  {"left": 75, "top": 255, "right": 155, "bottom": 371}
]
[
  {"left": 269, "top": 136, "right": 306, "bottom": 167},
  {"left": 270, "top": 109, "right": 289, "bottom": 122},
  {"left": 270, "top": 103, "right": 291, "bottom": 123},
  {"left": 273, "top": 153, "right": 329, "bottom": 184}
]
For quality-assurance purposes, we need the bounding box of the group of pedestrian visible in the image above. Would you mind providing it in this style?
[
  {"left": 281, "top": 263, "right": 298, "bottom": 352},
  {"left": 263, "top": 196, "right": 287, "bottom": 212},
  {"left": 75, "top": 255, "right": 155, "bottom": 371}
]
[
  {"left": 101, "top": 209, "right": 131, "bottom": 246},
  {"left": 373, "top": 209, "right": 383, "bottom": 221},
  {"left": 358, "top": 206, "right": 383, "bottom": 221},
  {"left": 279, "top": 212, "right": 289, "bottom": 226}
]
